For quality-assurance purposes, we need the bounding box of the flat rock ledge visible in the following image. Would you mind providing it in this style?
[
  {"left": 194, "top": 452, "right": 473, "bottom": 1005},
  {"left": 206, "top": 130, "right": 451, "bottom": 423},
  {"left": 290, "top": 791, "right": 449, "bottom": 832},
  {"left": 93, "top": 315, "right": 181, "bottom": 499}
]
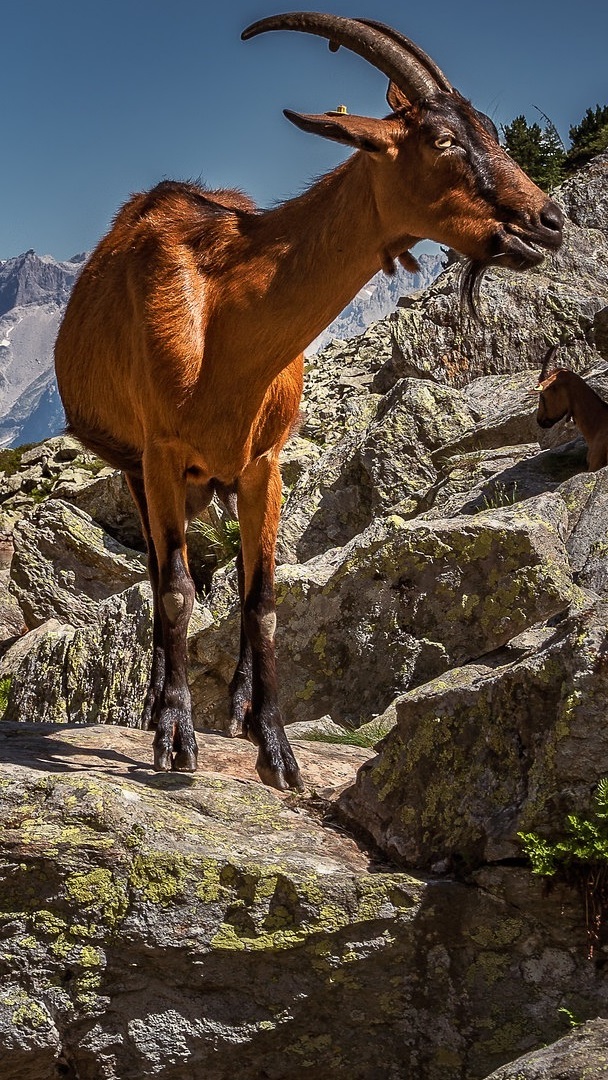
[{"left": 0, "top": 723, "right": 606, "bottom": 1080}]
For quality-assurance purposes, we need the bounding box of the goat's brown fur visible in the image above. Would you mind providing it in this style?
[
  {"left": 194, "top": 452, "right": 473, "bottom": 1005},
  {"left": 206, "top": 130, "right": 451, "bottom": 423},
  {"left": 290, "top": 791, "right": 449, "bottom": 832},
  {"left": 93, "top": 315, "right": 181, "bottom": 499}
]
[
  {"left": 536, "top": 367, "right": 608, "bottom": 471},
  {"left": 55, "top": 16, "right": 563, "bottom": 788}
]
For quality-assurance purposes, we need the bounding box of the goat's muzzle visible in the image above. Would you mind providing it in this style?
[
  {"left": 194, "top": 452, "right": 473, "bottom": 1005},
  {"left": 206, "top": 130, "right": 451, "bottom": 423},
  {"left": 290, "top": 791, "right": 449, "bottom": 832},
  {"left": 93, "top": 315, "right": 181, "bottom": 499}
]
[{"left": 493, "top": 197, "right": 564, "bottom": 270}]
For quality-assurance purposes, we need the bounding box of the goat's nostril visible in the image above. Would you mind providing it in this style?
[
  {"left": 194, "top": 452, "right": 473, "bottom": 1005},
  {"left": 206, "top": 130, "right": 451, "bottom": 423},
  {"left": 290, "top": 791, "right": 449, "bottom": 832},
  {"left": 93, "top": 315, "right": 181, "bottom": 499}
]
[{"left": 539, "top": 200, "right": 564, "bottom": 234}]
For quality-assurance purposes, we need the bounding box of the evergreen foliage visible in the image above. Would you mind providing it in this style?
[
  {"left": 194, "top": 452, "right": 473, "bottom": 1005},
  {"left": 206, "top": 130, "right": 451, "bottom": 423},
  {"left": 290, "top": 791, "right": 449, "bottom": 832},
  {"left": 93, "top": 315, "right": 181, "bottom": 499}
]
[
  {"left": 564, "top": 105, "right": 608, "bottom": 173},
  {"left": 502, "top": 114, "right": 565, "bottom": 191},
  {"left": 502, "top": 103, "right": 608, "bottom": 190}
]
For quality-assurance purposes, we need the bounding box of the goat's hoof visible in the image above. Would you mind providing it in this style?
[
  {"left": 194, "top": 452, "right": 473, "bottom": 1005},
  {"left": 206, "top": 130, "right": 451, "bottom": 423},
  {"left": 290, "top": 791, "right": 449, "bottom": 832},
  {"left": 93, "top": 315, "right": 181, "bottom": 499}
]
[
  {"left": 172, "top": 748, "right": 198, "bottom": 772},
  {"left": 256, "top": 754, "right": 304, "bottom": 793},
  {"left": 153, "top": 746, "right": 173, "bottom": 772}
]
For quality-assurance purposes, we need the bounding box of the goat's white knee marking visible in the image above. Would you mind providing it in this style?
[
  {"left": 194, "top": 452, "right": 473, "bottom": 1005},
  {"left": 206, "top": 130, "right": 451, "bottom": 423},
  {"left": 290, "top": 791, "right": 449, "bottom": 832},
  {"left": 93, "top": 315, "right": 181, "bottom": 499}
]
[
  {"left": 259, "top": 611, "right": 277, "bottom": 640},
  {"left": 163, "top": 590, "right": 185, "bottom": 625}
]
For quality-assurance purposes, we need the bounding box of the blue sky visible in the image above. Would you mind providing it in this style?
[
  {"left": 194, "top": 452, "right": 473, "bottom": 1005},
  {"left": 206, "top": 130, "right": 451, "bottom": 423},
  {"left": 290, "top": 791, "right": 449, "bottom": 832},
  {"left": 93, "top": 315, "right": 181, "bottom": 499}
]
[{"left": 2, "top": 0, "right": 606, "bottom": 261}]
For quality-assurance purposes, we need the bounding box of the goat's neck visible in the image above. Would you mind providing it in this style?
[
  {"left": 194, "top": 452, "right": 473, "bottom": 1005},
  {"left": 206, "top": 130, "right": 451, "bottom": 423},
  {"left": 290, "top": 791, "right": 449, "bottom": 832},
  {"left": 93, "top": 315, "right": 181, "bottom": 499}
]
[
  {"left": 567, "top": 373, "right": 608, "bottom": 441},
  {"left": 236, "top": 153, "right": 414, "bottom": 372}
]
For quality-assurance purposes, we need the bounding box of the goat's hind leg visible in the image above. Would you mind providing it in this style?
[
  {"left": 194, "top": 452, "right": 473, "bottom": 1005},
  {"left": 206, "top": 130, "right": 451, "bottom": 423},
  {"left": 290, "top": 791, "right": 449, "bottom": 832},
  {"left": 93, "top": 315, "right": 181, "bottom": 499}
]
[
  {"left": 237, "top": 457, "right": 303, "bottom": 791},
  {"left": 143, "top": 446, "right": 198, "bottom": 772},
  {"left": 228, "top": 546, "right": 252, "bottom": 736},
  {"left": 212, "top": 484, "right": 251, "bottom": 736},
  {"left": 126, "top": 473, "right": 165, "bottom": 731}
]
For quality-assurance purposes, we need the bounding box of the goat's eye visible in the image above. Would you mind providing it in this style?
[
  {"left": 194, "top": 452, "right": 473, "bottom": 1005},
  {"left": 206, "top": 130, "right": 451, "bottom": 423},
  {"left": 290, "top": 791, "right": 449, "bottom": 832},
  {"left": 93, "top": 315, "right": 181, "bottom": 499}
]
[{"left": 434, "top": 135, "right": 454, "bottom": 149}]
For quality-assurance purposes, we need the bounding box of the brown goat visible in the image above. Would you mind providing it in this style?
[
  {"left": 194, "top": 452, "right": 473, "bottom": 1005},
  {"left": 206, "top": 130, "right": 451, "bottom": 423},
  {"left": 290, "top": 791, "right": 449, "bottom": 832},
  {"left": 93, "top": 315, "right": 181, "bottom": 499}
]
[
  {"left": 535, "top": 345, "right": 608, "bottom": 471},
  {"left": 54, "top": 13, "right": 563, "bottom": 790}
]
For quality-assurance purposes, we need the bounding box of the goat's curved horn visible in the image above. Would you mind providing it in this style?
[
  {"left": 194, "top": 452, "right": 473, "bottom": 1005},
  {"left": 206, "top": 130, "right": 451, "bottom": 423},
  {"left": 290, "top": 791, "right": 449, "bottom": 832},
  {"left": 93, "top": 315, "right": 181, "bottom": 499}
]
[
  {"left": 353, "top": 18, "right": 452, "bottom": 93},
  {"left": 539, "top": 344, "right": 560, "bottom": 382},
  {"left": 241, "top": 12, "right": 443, "bottom": 101}
]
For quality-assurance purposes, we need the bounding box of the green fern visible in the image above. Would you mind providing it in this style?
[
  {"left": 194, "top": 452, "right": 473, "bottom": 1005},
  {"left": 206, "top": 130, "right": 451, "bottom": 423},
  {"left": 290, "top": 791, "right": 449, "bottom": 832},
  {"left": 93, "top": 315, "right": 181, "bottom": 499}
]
[
  {"left": 519, "top": 779, "right": 608, "bottom": 958},
  {"left": 0, "top": 675, "right": 11, "bottom": 717}
]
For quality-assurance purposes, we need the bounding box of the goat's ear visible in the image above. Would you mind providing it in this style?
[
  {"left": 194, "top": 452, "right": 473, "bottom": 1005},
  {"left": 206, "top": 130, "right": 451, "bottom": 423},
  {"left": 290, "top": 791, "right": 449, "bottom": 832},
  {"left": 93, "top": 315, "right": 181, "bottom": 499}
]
[
  {"left": 386, "top": 82, "right": 412, "bottom": 113},
  {"left": 284, "top": 109, "right": 394, "bottom": 153}
]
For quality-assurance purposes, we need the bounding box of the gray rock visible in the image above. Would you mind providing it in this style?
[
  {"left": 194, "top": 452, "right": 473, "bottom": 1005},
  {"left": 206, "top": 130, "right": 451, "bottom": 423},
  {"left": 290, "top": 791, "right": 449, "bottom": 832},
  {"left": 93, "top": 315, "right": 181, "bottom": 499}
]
[
  {"left": 338, "top": 601, "right": 608, "bottom": 869},
  {"left": 53, "top": 468, "right": 144, "bottom": 549},
  {"left": 9, "top": 499, "right": 147, "bottom": 629},
  {"left": 278, "top": 378, "right": 478, "bottom": 563},
  {"left": 560, "top": 466, "right": 608, "bottom": 596},
  {"left": 481, "top": 1018, "right": 608, "bottom": 1079},
  {"left": 192, "top": 495, "right": 578, "bottom": 733},
  {"left": 2, "top": 583, "right": 153, "bottom": 726},
  {"left": 0, "top": 722, "right": 606, "bottom": 1080}
]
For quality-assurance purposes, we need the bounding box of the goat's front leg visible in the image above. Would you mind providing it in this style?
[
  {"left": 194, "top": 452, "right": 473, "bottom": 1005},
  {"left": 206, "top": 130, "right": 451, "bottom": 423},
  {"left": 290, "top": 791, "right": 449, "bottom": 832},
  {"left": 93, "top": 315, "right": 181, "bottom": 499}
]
[
  {"left": 237, "top": 456, "right": 303, "bottom": 791},
  {"left": 143, "top": 446, "right": 197, "bottom": 772}
]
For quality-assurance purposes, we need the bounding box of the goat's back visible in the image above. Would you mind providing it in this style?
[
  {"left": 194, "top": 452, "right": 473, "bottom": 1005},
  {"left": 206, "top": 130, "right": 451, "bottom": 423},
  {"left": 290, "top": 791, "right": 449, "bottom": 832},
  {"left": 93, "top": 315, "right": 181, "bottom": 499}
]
[
  {"left": 54, "top": 180, "right": 303, "bottom": 479},
  {"left": 54, "top": 181, "right": 259, "bottom": 467}
]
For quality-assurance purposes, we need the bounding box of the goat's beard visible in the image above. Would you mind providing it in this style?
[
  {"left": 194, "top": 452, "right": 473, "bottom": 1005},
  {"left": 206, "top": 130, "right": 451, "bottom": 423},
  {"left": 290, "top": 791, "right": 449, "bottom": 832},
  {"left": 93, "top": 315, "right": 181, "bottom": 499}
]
[{"left": 459, "top": 259, "right": 487, "bottom": 321}]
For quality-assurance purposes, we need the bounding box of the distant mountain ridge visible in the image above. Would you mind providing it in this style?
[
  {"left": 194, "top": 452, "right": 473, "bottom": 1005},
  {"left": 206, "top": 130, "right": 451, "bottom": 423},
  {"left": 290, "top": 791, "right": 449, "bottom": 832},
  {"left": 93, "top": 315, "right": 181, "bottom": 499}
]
[
  {"left": 0, "top": 251, "right": 87, "bottom": 448},
  {"left": 0, "top": 247, "right": 444, "bottom": 448}
]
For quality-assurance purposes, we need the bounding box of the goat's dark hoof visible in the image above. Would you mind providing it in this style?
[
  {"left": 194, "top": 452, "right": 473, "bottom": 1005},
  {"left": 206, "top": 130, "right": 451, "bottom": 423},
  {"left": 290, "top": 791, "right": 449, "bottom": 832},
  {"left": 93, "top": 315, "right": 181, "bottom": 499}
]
[
  {"left": 172, "top": 748, "right": 198, "bottom": 772},
  {"left": 256, "top": 755, "right": 304, "bottom": 792},
  {"left": 153, "top": 745, "right": 173, "bottom": 772}
]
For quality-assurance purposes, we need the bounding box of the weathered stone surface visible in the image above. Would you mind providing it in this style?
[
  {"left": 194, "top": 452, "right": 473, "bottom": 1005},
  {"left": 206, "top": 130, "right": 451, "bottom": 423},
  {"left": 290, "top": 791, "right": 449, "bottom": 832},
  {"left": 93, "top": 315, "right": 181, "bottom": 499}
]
[
  {"left": 9, "top": 499, "right": 146, "bottom": 629},
  {"left": 1, "top": 584, "right": 153, "bottom": 726},
  {"left": 369, "top": 154, "right": 608, "bottom": 394},
  {"left": 338, "top": 602, "right": 608, "bottom": 870},
  {"left": 481, "top": 1018, "right": 608, "bottom": 1079},
  {"left": 0, "top": 722, "right": 606, "bottom": 1080},
  {"left": 424, "top": 439, "right": 589, "bottom": 520},
  {"left": 0, "top": 579, "right": 23, "bottom": 645},
  {"left": 53, "top": 468, "right": 144, "bottom": 549},
  {"left": 0, "top": 536, "right": 23, "bottom": 645},
  {"left": 560, "top": 466, "right": 608, "bottom": 596},
  {"left": 192, "top": 494, "right": 578, "bottom": 732},
  {"left": 0, "top": 436, "right": 113, "bottom": 534},
  {"left": 278, "top": 377, "right": 478, "bottom": 563}
]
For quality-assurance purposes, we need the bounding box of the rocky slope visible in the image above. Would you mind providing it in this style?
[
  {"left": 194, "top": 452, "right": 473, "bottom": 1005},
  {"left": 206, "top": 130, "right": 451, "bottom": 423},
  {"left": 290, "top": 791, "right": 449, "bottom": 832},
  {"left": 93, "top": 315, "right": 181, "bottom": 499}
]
[{"left": 0, "top": 154, "right": 608, "bottom": 1077}]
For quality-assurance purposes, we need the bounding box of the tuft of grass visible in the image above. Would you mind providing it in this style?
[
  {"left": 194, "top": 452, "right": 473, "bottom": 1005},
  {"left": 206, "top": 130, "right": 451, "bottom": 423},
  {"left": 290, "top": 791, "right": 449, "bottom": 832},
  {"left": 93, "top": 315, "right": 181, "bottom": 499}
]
[
  {"left": 0, "top": 444, "right": 36, "bottom": 477},
  {"left": 302, "top": 718, "right": 393, "bottom": 748},
  {"left": 477, "top": 481, "right": 519, "bottom": 512},
  {"left": 196, "top": 518, "right": 241, "bottom": 566}
]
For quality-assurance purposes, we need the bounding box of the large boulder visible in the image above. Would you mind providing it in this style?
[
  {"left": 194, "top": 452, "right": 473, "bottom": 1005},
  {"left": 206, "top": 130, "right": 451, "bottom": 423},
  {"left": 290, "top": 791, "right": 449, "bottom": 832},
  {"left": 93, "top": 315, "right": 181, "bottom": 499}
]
[
  {"left": 481, "top": 1018, "right": 608, "bottom": 1080},
  {"left": 1, "top": 583, "right": 153, "bottom": 726},
  {"left": 338, "top": 602, "right": 608, "bottom": 870},
  {"left": 191, "top": 494, "right": 577, "bottom": 732},
  {"left": 9, "top": 500, "right": 146, "bottom": 629},
  {"left": 278, "top": 377, "right": 478, "bottom": 563},
  {"left": 0, "top": 722, "right": 605, "bottom": 1080}
]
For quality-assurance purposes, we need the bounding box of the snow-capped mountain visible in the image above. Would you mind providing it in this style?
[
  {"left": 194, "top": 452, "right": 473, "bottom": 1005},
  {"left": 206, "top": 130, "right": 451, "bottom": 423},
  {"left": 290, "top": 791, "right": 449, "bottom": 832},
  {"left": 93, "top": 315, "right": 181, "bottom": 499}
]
[
  {"left": 0, "top": 246, "right": 444, "bottom": 448},
  {"left": 0, "top": 251, "right": 87, "bottom": 447}
]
